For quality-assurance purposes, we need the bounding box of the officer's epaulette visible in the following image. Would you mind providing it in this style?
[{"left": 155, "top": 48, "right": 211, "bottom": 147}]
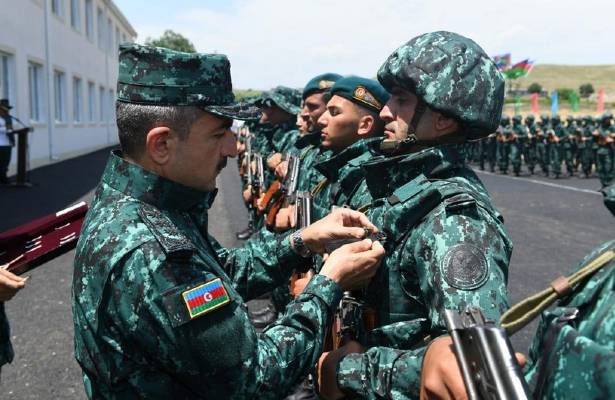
[
  {"left": 387, "top": 173, "right": 432, "bottom": 205},
  {"left": 137, "top": 203, "right": 196, "bottom": 261}
]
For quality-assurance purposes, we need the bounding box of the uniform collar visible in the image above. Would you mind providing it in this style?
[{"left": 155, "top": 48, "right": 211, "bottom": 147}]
[
  {"left": 362, "top": 144, "right": 466, "bottom": 199},
  {"left": 294, "top": 130, "right": 322, "bottom": 149},
  {"left": 314, "top": 137, "right": 380, "bottom": 181},
  {"left": 101, "top": 150, "right": 217, "bottom": 212}
]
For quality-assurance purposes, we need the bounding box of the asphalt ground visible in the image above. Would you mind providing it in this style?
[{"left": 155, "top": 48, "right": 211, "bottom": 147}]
[{"left": 0, "top": 150, "right": 613, "bottom": 398}]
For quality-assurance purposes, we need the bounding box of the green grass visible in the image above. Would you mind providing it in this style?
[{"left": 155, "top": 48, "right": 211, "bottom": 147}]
[{"left": 513, "top": 64, "right": 615, "bottom": 96}]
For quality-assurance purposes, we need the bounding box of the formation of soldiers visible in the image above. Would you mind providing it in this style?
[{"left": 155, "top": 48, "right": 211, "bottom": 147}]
[
  {"left": 59, "top": 29, "right": 615, "bottom": 400},
  {"left": 464, "top": 112, "right": 615, "bottom": 186}
]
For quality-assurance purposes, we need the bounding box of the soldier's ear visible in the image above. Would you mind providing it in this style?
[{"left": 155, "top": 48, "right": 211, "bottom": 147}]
[
  {"left": 357, "top": 114, "right": 375, "bottom": 137},
  {"left": 145, "top": 126, "right": 174, "bottom": 166}
]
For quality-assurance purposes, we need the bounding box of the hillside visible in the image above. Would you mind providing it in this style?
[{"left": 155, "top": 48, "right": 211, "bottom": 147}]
[{"left": 515, "top": 64, "right": 615, "bottom": 96}]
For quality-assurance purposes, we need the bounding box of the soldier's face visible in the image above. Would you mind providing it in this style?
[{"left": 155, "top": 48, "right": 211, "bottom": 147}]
[
  {"left": 260, "top": 105, "right": 293, "bottom": 125},
  {"left": 380, "top": 87, "right": 418, "bottom": 142},
  {"left": 318, "top": 95, "right": 361, "bottom": 153},
  {"left": 301, "top": 93, "right": 327, "bottom": 132},
  {"left": 170, "top": 111, "right": 236, "bottom": 192}
]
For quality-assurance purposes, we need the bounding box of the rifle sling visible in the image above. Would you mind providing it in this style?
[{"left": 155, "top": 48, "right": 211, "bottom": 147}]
[{"left": 500, "top": 248, "right": 615, "bottom": 335}]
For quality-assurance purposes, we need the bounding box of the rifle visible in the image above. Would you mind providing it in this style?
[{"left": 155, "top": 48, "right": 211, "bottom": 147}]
[
  {"left": 240, "top": 127, "right": 252, "bottom": 179},
  {"left": 289, "top": 192, "right": 314, "bottom": 298},
  {"left": 262, "top": 152, "right": 300, "bottom": 228},
  {"left": 252, "top": 154, "right": 265, "bottom": 209},
  {"left": 444, "top": 307, "right": 530, "bottom": 400}
]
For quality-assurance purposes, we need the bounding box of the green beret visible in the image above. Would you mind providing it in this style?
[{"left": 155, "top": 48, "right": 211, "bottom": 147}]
[
  {"left": 117, "top": 43, "right": 260, "bottom": 120},
  {"left": 330, "top": 76, "right": 390, "bottom": 113},
  {"left": 302, "top": 73, "right": 343, "bottom": 99},
  {"left": 259, "top": 86, "right": 302, "bottom": 115},
  {"left": 377, "top": 31, "right": 504, "bottom": 139}
]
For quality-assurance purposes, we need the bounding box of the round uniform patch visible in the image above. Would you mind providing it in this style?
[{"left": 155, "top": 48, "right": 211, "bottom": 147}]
[{"left": 441, "top": 244, "right": 489, "bottom": 290}]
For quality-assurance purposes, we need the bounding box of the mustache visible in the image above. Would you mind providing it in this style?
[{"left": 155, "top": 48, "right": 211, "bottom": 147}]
[{"left": 217, "top": 157, "right": 228, "bottom": 170}]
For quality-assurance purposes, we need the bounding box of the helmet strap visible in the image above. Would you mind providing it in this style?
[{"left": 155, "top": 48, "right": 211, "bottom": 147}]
[{"left": 379, "top": 98, "right": 427, "bottom": 155}]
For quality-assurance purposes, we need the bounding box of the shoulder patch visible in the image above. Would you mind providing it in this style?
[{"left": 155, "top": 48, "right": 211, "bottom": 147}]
[
  {"left": 182, "top": 278, "right": 230, "bottom": 319},
  {"left": 441, "top": 244, "right": 489, "bottom": 290},
  {"left": 137, "top": 203, "right": 196, "bottom": 260}
]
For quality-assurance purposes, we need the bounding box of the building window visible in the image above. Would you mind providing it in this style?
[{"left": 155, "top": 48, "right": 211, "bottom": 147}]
[
  {"left": 52, "top": 0, "right": 64, "bottom": 17},
  {"left": 73, "top": 77, "right": 83, "bottom": 123},
  {"left": 97, "top": 8, "right": 104, "bottom": 50},
  {"left": 99, "top": 86, "right": 105, "bottom": 122},
  {"left": 85, "top": 0, "right": 94, "bottom": 40},
  {"left": 28, "top": 62, "right": 45, "bottom": 122},
  {"left": 0, "top": 52, "right": 14, "bottom": 101},
  {"left": 54, "top": 70, "right": 66, "bottom": 123},
  {"left": 87, "top": 81, "right": 95, "bottom": 122},
  {"left": 70, "top": 0, "right": 81, "bottom": 31}
]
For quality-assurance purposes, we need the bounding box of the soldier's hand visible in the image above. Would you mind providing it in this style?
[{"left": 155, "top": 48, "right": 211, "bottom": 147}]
[
  {"left": 289, "top": 269, "right": 314, "bottom": 298},
  {"left": 275, "top": 160, "right": 289, "bottom": 180},
  {"left": 0, "top": 269, "right": 27, "bottom": 301},
  {"left": 316, "top": 340, "right": 365, "bottom": 400},
  {"left": 302, "top": 208, "right": 378, "bottom": 254},
  {"left": 319, "top": 239, "right": 384, "bottom": 291},
  {"left": 243, "top": 186, "right": 253, "bottom": 204},
  {"left": 420, "top": 336, "right": 526, "bottom": 400},
  {"left": 267, "top": 153, "right": 283, "bottom": 171},
  {"left": 274, "top": 206, "right": 293, "bottom": 232}
]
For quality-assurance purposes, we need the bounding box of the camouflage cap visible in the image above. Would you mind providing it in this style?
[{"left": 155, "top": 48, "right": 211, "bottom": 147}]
[
  {"left": 512, "top": 114, "right": 523, "bottom": 122},
  {"left": 302, "top": 73, "right": 343, "bottom": 99},
  {"left": 117, "top": 43, "right": 260, "bottom": 120},
  {"left": 525, "top": 114, "right": 535, "bottom": 121},
  {"left": 330, "top": 76, "right": 390, "bottom": 113},
  {"left": 377, "top": 31, "right": 504, "bottom": 140},
  {"left": 259, "top": 86, "right": 302, "bottom": 115}
]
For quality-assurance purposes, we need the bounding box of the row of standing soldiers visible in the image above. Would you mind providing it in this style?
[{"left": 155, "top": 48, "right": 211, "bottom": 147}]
[{"left": 465, "top": 112, "right": 615, "bottom": 186}]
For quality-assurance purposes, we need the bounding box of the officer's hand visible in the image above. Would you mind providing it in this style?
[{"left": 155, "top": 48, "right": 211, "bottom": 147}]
[
  {"left": 275, "top": 160, "right": 289, "bottom": 180},
  {"left": 317, "top": 340, "right": 365, "bottom": 400},
  {"left": 420, "top": 336, "right": 526, "bottom": 400},
  {"left": 302, "top": 208, "right": 378, "bottom": 254},
  {"left": 320, "top": 239, "right": 384, "bottom": 291},
  {"left": 0, "top": 269, "right": 27, "bottom": 302},
  {"left": 267, "top": 153, "right": 283, "bottom": 171}
]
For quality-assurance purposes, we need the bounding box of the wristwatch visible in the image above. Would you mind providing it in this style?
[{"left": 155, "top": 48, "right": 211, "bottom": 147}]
[{"left": 290, "top": 228, "right": 312, "bottom": 258}]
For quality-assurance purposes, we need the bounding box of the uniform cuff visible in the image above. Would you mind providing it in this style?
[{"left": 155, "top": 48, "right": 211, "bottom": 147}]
[
  {"left": 301, "top": 274, "right": 343, "bottom": 313},
  {"left": 276, "top": 234, "right": 311, "bottom": 274},
  {"left": 336, "top": 353, "right": 366, "bottom": 396}
]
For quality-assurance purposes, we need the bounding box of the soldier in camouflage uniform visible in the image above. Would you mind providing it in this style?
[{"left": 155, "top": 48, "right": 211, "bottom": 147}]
[
  {"left": 537, "top": 113, "right": 551, "bottom": 175},
  {"left": 577, "top": 115, "right": 593, "bottom": 177},
  {"left": 596, "top": 112, "right": 615, "bottom": 187},
  {"left": 315, "top": 31, "right": 512, "bottom": 400},
  {"left": 562, "top": 115, "right": 577, "bottom": 176},
  {"left": 510, "top": 114, "right": 529, "bottom": 176},
  {"left": 71, "top": 43, "right": 385, "bottom": 399},
  {"left": 549, "top": 115, "right": 565, "bottom": 178},
  {"left": 497, "top": 115, "right": 511, "bottom": 174},
  {"left": 525, "top": 114, "right": 538, "bottom": 174}
]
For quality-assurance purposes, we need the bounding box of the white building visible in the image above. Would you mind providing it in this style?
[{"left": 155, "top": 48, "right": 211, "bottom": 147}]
[{"left": 0, "top": 0, "right": 136, "bottom": 172}]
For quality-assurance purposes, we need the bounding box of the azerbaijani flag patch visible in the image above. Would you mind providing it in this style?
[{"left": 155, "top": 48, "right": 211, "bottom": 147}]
[{"left": 182, "top": 278, "right": 230, "bottom": 319}]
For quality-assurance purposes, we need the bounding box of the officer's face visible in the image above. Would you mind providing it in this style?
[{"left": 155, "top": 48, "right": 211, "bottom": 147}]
[
  {"left": 318, "top": 95, "right": 361, "bottom": 153},
  {"left": 171, "top": 110, "right": 237, "bottom": 192},
  {"left": 260, "top": 104, "right": 294, "bottom": 125},
  {"left": 301, "top": 92, "right": 327, "bottom": 132},
  {"left": 380, "top": 87, "right": 418, "bottom": 142}
]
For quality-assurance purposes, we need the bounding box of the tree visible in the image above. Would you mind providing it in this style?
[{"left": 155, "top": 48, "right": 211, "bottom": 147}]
[
  {"left": 556, "top": 88, "right": 575, "bottom": 102},
  {"left": 527, "top": 82, "right": 542, "bottom": 94},
  {"left": 144, "top": 30, "right": 196, "bottom": 53},
  {"left": 579, "top": 83, "right": 595, "bottom": 98}
]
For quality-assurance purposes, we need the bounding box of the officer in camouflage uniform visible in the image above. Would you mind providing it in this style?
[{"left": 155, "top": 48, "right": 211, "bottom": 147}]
[
  {"left": 316, "top": 31, "right": 512, "bottom": 400},
  {"left": 510, "top": 114, "right": 529, "bottom": 176},
  {"left": 71, "top": 43, "right": 384, "bottom": 399}
]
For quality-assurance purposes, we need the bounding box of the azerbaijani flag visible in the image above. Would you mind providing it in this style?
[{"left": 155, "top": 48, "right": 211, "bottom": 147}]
[
  {"left": 492, "top": 53, "right": 512, "bottom": 71},
  {"left": 182, "top": 278, "right": 230, "bottom": 319},
  {"left": 503, "top": 59, "right": 535, "bottom": 80}
]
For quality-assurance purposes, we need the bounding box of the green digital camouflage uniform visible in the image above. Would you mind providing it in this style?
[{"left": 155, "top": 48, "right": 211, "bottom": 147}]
[
  {"left": 562, "top": 116, "right": 577, "bottom": 176},
  {"left": 497, "top": 116, "right": 511, "bottom": 173},
  {"left": 549, "top": 115, "right": 565, "bottom": 178},
  {"left": 596, "top": 113, "right": 614, "bottom": 187},
  {"left": 330, "top": 31, "right": 512, "bottom": 399},
  {"left": 525, "top": 115, "right": 538, "bottom": 174},
  {"left": 524, "top": 183, "right": 615, "bottom": 399},
  {"left": 510, "top": 115, "right": 529, "bottom": 176},
  {"left": 72, "top": 43, "right": 344, "bottom": 399},
  {"left": 537, "top": 114, "right": 551, "bottom": 175},
  {"left": 258, "top": 86, "right": 302, "bottom": 155},
  {"left": 579, "top": 116, "right": 595, "bottom": 177}
]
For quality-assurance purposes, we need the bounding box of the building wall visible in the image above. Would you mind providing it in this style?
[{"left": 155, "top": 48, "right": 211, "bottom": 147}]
[{"left": 0, "top": 0, "right": 136, "bottom": 171}]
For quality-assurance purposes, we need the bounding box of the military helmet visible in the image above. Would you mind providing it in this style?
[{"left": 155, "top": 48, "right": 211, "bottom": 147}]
[
  {"left": 377, "top": 31, "right": 504, "bottom": 140},
  {"left": 602, "top": 112, "right": 613, "bottom": 121},
  {"left": 501, "top": 115, "right": 510, "bottom": 124},
  {"left": 512, "top": 115, "right": 523, "bottom": 123},
  {"left": 551, "top": 114, "right": 561, "bottom": 122},
  {"left": 566, "top": 115, "right": 574, "bottom": 122},
  {"left": 540, "top": 113, "right": 549, "bottom": 121},
  {"left": 584, "top": 115, "right": 592, "bottom": 121},
  {"left": 525, "top": 114, "right": 535, "bottom": 122}
]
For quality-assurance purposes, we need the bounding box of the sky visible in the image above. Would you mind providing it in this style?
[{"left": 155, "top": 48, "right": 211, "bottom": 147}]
[{"left": 114, "top": 0, "right": 615, "bottom": 90}]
